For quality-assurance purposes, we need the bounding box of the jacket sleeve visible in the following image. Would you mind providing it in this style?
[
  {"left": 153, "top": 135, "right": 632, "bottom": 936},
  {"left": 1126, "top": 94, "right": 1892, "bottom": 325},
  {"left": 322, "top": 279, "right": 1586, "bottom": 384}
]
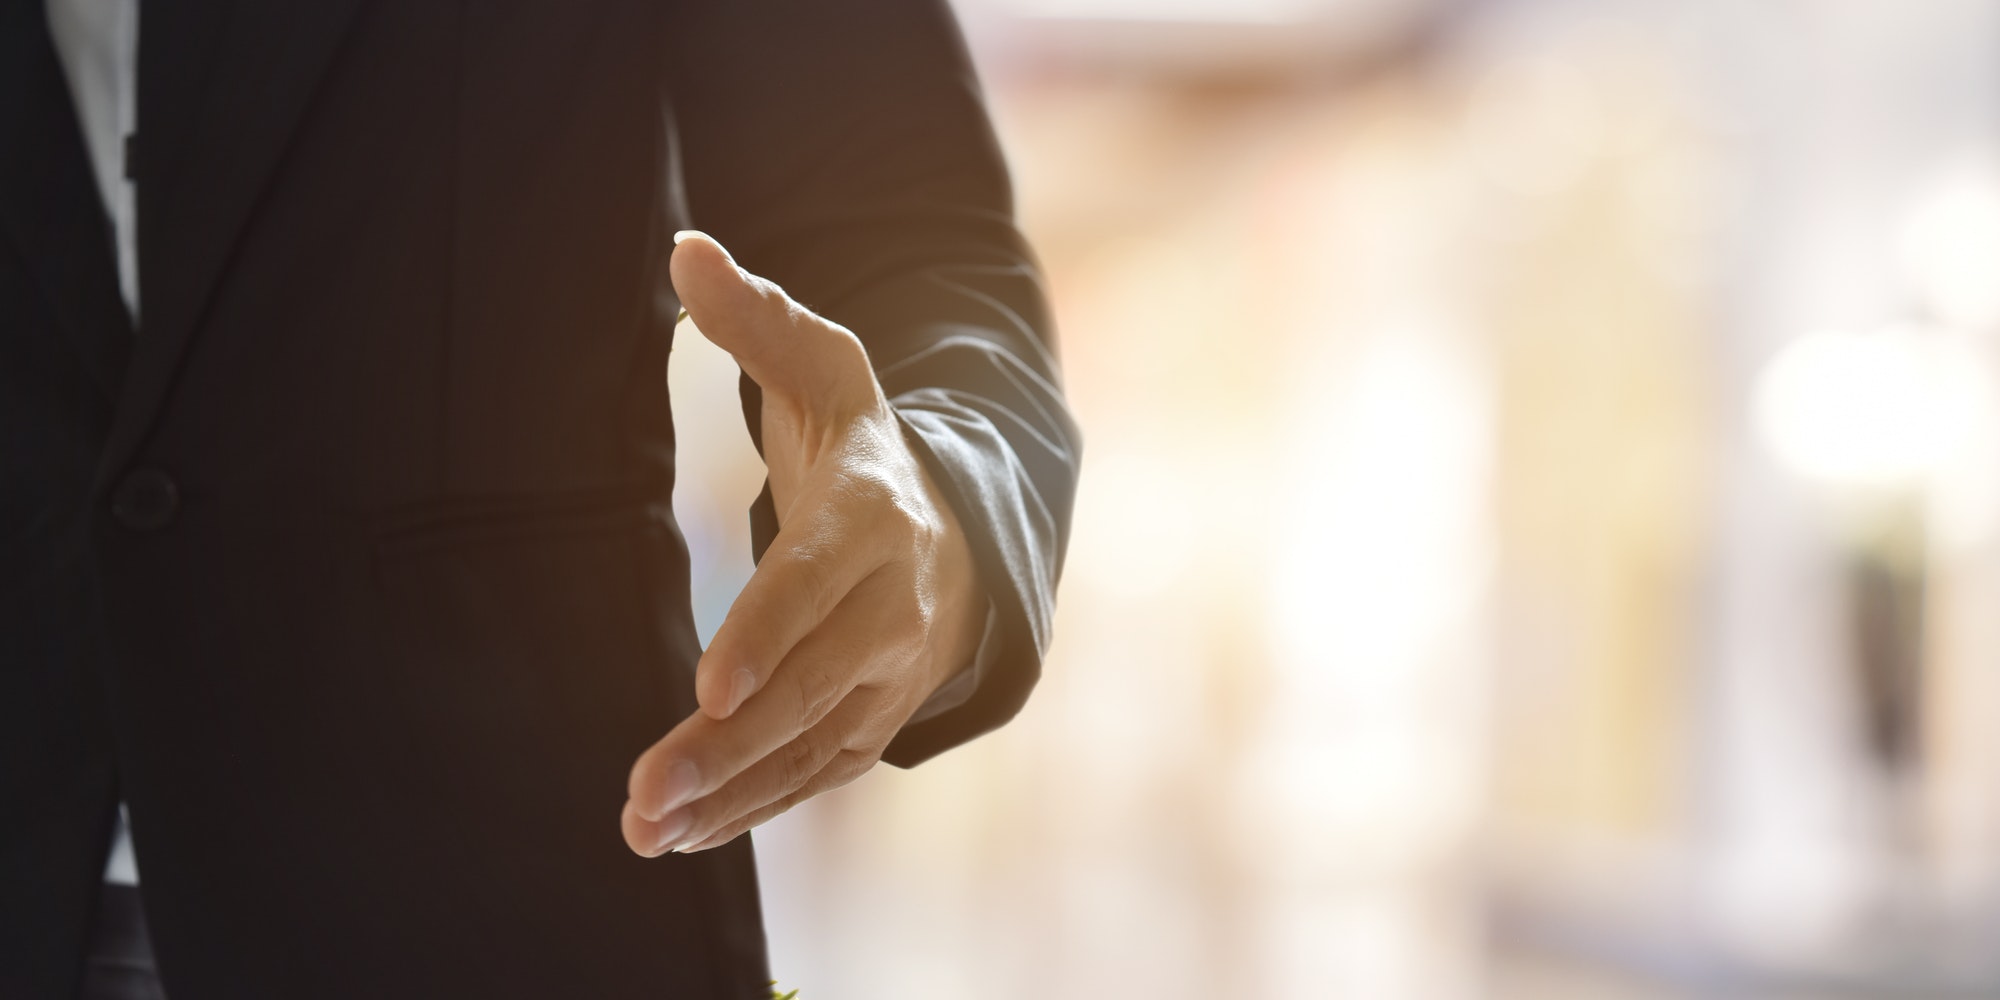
[{"left": 665, "top": 0, "right": 1081, "bottom": 767}]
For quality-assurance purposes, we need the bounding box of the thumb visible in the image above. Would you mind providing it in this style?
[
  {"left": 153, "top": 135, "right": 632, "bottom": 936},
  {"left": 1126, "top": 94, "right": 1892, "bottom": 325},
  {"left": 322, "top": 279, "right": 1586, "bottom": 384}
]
[{"left": 670, "top": 230, "right": 864, "bottom": 404}]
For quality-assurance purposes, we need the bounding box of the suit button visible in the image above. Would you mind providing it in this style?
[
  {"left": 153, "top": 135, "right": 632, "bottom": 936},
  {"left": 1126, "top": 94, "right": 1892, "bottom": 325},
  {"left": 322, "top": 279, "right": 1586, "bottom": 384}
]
[{"left": 112, "top": 468, "right": 179, "bottom": 531}]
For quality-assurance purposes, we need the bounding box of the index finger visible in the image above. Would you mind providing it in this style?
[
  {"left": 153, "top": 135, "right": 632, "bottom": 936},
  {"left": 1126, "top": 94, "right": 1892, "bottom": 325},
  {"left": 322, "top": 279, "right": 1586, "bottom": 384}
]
[{"left": 694, "top": 515, "right": 875, "bottom": 721}]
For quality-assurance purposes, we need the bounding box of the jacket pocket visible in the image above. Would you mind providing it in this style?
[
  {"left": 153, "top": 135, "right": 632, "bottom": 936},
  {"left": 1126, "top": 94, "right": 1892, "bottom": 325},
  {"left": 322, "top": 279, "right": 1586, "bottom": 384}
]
[
  {"left": 362, "top": 478, "right": 690, "bottom": 777},
  {"left": 367, "top": 479, "right": 670, "bottom": 565}
]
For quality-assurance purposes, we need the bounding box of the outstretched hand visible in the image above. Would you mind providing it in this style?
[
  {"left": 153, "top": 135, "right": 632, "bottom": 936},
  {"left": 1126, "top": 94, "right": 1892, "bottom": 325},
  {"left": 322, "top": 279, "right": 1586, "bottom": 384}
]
[{"left": 622, "top": 232, "right": 984, "bottom": 857}]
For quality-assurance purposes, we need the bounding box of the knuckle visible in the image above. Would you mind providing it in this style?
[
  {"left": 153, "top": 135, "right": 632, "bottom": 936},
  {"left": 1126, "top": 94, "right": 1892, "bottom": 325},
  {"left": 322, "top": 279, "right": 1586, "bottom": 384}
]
[
  {"left": 844, "top": 679, "right": 903, "bottom": 730},
  {"left": 800, "top": 668, "right": 848, "bottom": 732},
  {"left": 778, "top": 737, "right": 821, "bottom": 791},
  {"left": 788, "top": 662, "right": 845, "bottom": 729},
  {"left": 896, "top": 584, "right": 932, "bottom": 630},
  {"left": 848, "top": 473, "right": 924, "bottom": 547},
  {"left": 835, "top": 701, "right": 898, "bottom": 756},
  {"left": 820, "top": 749, "right": 876, "bottom": 790},
  {"left": 777, "top": 782, "right": 821, "bottom": 816},
  {"left": 748, "top": 273, "right": 794, "bottom": 315},
  {"left": 889, "top": 492, "right": 936, "bottom": 548},
  {"left": 910, "top": 502, "right": 944, "bottom": 550},
  {"left": 897, "top": 629, "right": 929, "bottom": 670},
  {"left": 870, "top": 583, "right": 932, "bottom": 655}
]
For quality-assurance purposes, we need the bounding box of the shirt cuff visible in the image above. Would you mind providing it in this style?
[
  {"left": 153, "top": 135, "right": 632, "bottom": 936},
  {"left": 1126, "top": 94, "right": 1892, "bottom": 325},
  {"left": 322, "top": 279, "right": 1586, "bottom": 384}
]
[{"left": 904, "top": 599, "right": 998, "bottom": 726}]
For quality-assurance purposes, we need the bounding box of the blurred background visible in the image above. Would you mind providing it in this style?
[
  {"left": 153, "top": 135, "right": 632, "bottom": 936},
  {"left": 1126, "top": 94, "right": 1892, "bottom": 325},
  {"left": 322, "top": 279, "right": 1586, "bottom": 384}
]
[{"left": 667, "top": 0, "right": 2000, "bottom": 996}]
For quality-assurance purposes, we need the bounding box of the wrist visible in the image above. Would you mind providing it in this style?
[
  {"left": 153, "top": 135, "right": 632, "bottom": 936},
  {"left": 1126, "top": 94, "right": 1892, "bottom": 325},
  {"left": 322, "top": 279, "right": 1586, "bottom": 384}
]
[{"left": 919, "top": 471, "right": 984, "bottom": 699}]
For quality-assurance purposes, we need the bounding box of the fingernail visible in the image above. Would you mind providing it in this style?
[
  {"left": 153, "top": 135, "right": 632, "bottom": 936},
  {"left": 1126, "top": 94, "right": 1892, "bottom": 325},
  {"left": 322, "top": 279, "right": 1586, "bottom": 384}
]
[
  {"left": 724, "top": 668, "right": 758, "bottom": 717},
  {"left": 651, "top": 808, "right": 693, "bottom": 855},
  {"left": 658, "top": 759, "right": 700, "bottom": 816},
  {"left": 673, "top": 229, "right": 703, "bottom": 245}
]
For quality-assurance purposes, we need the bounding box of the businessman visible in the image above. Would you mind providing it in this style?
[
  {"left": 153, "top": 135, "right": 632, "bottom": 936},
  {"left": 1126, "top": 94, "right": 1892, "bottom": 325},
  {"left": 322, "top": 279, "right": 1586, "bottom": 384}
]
[{"left": 2, "top": 0, "right": 1079, "bottom": 996}]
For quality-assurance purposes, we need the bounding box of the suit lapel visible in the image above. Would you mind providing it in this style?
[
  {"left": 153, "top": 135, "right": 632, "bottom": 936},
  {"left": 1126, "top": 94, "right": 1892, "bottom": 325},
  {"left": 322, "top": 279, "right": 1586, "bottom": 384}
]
[
  {"left": 97, "top": 0, "right": 368, "bottom": 483},
  {"left": 0, "top": 0, "right": 135, "bottom": 401}
]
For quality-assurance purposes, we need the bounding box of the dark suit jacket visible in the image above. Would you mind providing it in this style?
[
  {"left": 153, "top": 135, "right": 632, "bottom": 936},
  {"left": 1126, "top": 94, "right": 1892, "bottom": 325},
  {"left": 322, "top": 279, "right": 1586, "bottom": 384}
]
[{"left": 0, "top": 0, "right": 1079, "bottom": 995}]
